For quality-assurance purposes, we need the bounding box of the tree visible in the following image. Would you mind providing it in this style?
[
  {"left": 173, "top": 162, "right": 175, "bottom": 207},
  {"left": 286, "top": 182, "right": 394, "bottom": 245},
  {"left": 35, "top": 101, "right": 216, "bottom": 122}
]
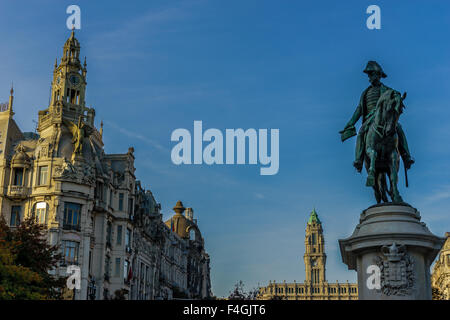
[
  {"left": 0, "top": 217, "right": 66, "bottom": 299},
  {"left": 432, "top": 287, "right": 445, "bottom": 300},
  {"left": 0, "top": 233, "right": 46, "bottom": 299},
  {"left": 227, "top": 281, "right": 260, "bottom": 300}
]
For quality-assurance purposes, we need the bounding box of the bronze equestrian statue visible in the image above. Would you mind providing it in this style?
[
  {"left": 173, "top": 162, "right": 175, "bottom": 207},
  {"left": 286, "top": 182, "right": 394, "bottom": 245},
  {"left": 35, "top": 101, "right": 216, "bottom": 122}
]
[{"left": 340, "top": 61, "right": 414, "bottom": 203}]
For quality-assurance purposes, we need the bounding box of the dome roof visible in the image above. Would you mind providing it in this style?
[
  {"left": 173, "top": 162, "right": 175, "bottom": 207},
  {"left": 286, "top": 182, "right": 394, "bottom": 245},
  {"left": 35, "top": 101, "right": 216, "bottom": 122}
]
[
  {"left": 165, "top": 200, "right": 201, "bottom": 240},
  {"left": 11, "top": 145, "right": 30, "bottom": 164}
]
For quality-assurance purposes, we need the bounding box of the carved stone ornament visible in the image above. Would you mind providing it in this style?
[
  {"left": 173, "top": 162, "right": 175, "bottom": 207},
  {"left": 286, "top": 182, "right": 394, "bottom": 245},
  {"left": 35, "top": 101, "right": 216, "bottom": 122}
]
[
  {"left": 375, "top": 242, "right": 415, "bottom": 296},
  {"left": 54, "top": 158, "right": 96, "bottom": 185}
]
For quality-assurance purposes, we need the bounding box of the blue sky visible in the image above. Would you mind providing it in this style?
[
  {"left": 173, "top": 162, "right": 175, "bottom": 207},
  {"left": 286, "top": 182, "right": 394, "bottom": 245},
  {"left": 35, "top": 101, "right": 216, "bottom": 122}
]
[{"left": 0, "top": 0, "right": 449, "bottom": 297}]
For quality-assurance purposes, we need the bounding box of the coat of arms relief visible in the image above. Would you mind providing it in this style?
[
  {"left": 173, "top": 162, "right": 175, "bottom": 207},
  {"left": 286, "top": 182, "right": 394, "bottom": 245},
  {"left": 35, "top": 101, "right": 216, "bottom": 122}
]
[{"left": 375, "top": 242, "right": 415, "bottom": 296}]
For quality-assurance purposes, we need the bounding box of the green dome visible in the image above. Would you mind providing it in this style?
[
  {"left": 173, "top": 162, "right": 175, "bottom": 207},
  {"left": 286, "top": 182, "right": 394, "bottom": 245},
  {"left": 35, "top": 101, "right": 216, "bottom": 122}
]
[{"left": 308, "top": 208, "right": 321, "bottom": 225}]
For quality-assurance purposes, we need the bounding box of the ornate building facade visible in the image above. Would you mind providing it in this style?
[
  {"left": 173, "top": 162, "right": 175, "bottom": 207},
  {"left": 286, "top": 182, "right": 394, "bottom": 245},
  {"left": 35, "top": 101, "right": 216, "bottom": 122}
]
[
  {"left": 0, "top": 31, "right": 211, "bottom": 300},
  {"left": 431, "top": 232, "right": 450, "bottom": 299},
  {"left": 164, "top": 201, "right": 212, "bottom": 299},
  {"left": 258, "top": 209, "right": 358, "bottom": 300}
]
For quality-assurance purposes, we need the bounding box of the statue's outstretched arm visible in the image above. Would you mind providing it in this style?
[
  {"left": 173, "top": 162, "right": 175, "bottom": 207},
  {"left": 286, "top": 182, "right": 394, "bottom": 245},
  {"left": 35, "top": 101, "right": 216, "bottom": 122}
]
[{"left": 345, "top": 104, "right": 362, "bottom": 128}]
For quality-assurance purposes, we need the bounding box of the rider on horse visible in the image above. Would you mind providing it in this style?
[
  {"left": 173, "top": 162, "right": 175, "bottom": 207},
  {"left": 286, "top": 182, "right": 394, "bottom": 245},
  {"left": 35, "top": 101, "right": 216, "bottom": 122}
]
[{"left": 340, "top": 61, "right": 414, "bottom": 173}]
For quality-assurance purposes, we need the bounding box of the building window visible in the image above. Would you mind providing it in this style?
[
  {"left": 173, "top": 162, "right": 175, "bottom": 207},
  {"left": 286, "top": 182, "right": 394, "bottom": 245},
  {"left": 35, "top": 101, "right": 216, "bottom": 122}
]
[
  {"left": 117, "top": 225, "right": 122, "bottom": 246},
  {"left": 118, "top": 193, "right": 124, "bottom": 211},
  {"left": 10, "top": 206, "right": 21, "bottom": 226},
  {"left": 63, "top": 202, "right": 81, "bottom": 231},
  {"left": 13, "top": 167, "right": 24, "bottom": 186},
  {"left": 125, "top": 228, "right": 131, "bottom": 248},
  {"left": 189, "top": 228, "right": 196, "bottom": 240},
  {"left": 140, "top": 263, "right": 145, "bottom": 285},
  {"left": 115, "top": 258, "right": 121, "bottom": 277},
  {"left": 106, "top": 222, "right": 112, "bottom": 247},
  {"left": 95, "top": 182, "right": 104, "bottom": 201},
  {"left": 109, "top": 189, "right": 113, "bottom": 207},
  {"left": 34, "top": 202, "right": 47, "bottom": 224},
  {"left": 38, "top": 166, "right": 48, "bottom": 185},
  {"left": 62, "top": 241, "right": 79, "bottom": 265},
  {"left": 124, "top": 260, "right": 129, "bottom": 281},
  {"left": 128, "top": 198, "right": 133, "bottom": 217}
]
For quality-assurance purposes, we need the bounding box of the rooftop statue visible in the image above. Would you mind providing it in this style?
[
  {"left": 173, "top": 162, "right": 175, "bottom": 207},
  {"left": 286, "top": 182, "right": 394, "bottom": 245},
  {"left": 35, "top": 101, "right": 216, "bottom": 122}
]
[
  {"left": 64, "top": 116, "right": 92, "bottom": 160},
  {"left": 340, "top": 61, "right": 414, "bottom": 203}
]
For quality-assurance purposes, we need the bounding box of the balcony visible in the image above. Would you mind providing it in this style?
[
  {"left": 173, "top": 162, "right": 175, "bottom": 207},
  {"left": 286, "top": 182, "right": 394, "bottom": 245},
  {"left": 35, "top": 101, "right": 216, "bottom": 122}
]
[{"left": 7, "top": 185, "right": 28, "bottom": 198}]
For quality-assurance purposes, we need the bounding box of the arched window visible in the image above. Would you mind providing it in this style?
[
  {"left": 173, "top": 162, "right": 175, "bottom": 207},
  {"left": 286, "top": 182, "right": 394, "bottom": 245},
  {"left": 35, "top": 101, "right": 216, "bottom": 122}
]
[
  {"left": 34, "top": 202, "right": 48, "bottom": 224},
  {"left": 189, "top": 228, "right": 196, "bottom": 241}
]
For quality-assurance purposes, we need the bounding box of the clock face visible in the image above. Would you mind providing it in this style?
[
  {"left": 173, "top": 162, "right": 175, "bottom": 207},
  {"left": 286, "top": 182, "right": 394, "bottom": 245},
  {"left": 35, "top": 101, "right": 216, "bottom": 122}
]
[
  {"left": 311, "top": 259, "right": 317, "bottom": 267},
  {"left": 69, "top": 74, "right": 81, "bottom": 86}
]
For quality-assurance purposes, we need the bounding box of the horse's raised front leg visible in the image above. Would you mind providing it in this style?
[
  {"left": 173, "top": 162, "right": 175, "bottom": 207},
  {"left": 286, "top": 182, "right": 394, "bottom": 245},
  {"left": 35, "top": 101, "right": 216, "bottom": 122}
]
[
  {"left": 366, "top": 146, "right": 377, "bottom": 187},
  {"left": 389, "top": 151, "right": 403, "bottom": 203}
]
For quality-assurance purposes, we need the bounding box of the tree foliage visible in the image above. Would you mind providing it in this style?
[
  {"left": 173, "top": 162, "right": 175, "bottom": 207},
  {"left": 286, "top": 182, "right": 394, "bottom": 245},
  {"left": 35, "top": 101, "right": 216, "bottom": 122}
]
[
  {"left": 432, "top": 287, "right": 445, "bottom": 300},
  {"left": 227, "top": 280, "right": 259, "bottom": 300},
  {"left": 0, "top": 217, "right": 66, "bottom": 300}
]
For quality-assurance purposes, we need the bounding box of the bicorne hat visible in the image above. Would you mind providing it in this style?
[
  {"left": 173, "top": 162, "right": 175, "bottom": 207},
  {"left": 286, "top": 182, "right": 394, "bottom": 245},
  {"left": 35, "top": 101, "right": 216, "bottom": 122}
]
[{"left": 363, "top": 61, "right": 387, "bottom": 78}]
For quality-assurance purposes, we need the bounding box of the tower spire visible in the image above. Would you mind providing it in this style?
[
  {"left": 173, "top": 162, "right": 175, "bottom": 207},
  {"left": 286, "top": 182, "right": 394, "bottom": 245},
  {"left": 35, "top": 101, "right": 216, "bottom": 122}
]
[
  {"left": 304, "top": 208, "right": 326, "bottom": 284},
  {"left": 8, "top": 82, "right": 14, "bottom": 115},
  {"left": 308, "top": 208, "right": 321, "bottom": 225}
]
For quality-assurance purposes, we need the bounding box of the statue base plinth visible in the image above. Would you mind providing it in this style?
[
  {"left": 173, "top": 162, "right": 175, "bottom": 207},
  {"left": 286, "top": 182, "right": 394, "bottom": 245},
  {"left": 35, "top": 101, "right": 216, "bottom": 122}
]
[{"left": 339, "top": 204, "right": 444, "bottom": 300}]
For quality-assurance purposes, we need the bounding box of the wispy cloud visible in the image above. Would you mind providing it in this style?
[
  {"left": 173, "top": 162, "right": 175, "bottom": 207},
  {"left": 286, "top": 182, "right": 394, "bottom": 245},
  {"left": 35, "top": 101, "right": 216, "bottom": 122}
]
[
  {"left": 103, "top": 119, "right": 168, "bottom": 152},
  {"left": 100, "top": 6, "right": 188, "bottom": 40},
  {"left": 254, "top": 192, "right": 264, "bottom": 199},
  {"left": 423, "top": 185, "right": 450, "bottom": 203},
  {"left": 87, "top": 1, "right": 200, "bottom": 61}
]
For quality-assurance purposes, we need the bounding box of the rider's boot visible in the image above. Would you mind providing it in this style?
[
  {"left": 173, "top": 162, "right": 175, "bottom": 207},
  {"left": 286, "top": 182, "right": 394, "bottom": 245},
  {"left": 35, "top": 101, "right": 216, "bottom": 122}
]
[
  {"left": 392, "top": 191, "right": 403, "bottom": 203},
  {"left": 353, "top": 131, "right": 365, "bottom": 173}
]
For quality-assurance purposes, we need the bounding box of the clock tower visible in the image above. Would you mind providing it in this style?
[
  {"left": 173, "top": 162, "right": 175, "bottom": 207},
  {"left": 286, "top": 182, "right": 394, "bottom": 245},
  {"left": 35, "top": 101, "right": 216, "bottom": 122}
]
[
  {"left": 304, "top": 209, "right": 326, "bottom": 285},
  {"left": 51, "top": 29, "right": 87, "bottom": 108},
  {"left": 38, "top": 29, "right": 96, "bottom": 135}
]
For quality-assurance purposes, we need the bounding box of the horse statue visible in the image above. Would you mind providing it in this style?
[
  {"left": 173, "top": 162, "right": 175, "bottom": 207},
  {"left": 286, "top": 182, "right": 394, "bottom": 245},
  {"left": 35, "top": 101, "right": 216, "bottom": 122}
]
[{"left": 364, "top": 89, "right": 407, "bottom": 203}]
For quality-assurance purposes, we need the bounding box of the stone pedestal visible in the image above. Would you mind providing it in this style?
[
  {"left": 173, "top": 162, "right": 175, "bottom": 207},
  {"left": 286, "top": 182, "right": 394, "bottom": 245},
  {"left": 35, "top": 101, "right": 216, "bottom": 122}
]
[{"left": 339, "top": 204, "right": 445, "bottom": 300}]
